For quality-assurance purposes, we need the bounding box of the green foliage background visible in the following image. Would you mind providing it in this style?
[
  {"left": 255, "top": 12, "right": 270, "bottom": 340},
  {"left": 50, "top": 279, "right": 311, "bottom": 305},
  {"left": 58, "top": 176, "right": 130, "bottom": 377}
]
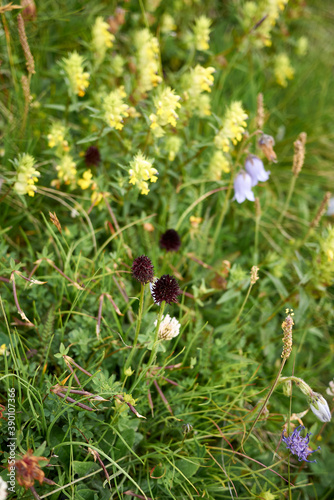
[{"left": 0, "top": 0, "right": 334, "bottom": 499}]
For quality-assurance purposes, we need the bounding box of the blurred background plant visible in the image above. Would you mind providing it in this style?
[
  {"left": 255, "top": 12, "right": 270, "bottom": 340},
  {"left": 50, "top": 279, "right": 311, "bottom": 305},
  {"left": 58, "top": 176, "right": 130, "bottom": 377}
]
[{"left": 0, "top": 0, "right": 334, "bottom": 498}]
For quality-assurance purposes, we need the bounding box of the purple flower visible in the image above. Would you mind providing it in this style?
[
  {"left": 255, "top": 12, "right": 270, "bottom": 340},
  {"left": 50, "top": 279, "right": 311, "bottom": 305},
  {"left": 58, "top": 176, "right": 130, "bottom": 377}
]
[
  {"left": 282, "top": 426, "right": 320, "bottom": 463},
  {"left": 159, "top": 229, "right": 181, "bottom": 252},
  {"left": 85, "top": 146, "right": 101, "bottom": 167},
  {"left": 245, "top": 155, "right": 270, "bottom": 187},
  {"left": 131, "top": 255, "right": 154, "bottom": 284},
  {"left": 151, "top": 274, "right": 181, "bottom": 305},
  {"left": 233, "top": 170, "right": 255, "bottom": 204}
]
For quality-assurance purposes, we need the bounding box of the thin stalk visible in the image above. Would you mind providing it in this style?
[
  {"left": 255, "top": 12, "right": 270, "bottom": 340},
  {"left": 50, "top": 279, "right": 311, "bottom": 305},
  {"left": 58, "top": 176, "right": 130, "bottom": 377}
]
[
  {"left": 254, "top": 212, "right": 260, "bottom": 265},
  {"left": 287, "top": 380, "right": 293, "bottom": 500},
  {"left": 147, "top": 302, "right": 165, "bottom": 368},
  {"left": 211, "top": 174, "right": 234, "bottom": 249},
  {"left": 124, "top": 283, "right": 145, "bottom": 372},
  {"left": 279, "top": 175, "right": 297, "bottom": 224},
  {"left": 1, "top": 13, "right": 19, "bottom": 94},
  {"left": 236, "top": 282, "right": 253, "bottom": 323},
  {"left": 243, "top": 357, "right": 287, "bottom": 446}
]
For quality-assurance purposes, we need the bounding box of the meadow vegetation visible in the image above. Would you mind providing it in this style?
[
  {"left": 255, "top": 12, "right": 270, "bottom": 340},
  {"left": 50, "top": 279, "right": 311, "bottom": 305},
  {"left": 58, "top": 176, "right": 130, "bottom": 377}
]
[{"left": 0, "top": 0, "right": 334, "bottom": 498}]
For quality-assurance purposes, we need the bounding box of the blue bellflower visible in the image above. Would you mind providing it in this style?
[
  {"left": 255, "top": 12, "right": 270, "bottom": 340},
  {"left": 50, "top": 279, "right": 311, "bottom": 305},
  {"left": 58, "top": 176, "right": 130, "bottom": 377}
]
[
  {"left": 282, "top": 425, "right": 320, "bottom": 463},
  {"left": 245, "top": 155, "right": 270, "bottom": 187},
  {"left": 233, "top": 170, "right": 255, "bottom": 204}
]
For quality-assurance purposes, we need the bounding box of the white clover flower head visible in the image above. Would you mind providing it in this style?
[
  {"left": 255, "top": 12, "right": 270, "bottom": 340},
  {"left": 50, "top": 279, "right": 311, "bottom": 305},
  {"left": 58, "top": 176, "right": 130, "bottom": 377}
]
[
  {"left": 309, "top": 392, "right": 331, "bottom": 423},
  {"left": 154, "top": 314, "right": 181, "bottom": 340},
  {"left": 0, "top": 477, "right": 8, "bottom": 500},
  {"left": 245, "top": 154, "right": 270, "bottom": 187},
  {"left": 233, "top": 170, "right": 255, "bottom": 204}
]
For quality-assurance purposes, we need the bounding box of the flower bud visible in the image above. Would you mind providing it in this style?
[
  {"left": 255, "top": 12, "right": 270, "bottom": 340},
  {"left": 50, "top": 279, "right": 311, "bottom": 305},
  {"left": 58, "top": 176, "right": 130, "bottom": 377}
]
[{"left": 309, "top": 392, "right": 331, "bottom": 423}]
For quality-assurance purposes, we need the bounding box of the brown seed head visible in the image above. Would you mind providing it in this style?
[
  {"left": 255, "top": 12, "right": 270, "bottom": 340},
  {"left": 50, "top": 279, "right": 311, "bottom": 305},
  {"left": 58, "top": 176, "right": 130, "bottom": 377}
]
[
  {"left": 256, "top": 93, "right": 265, "bottom": 130},
  {"left": 258, "top": 134, "right": 277, "bottom": 163},
  {"left": 49, "top": 211, "right": 62, "bottom": 233},
  {"left": 250, "top": 265, "right": 259, "bottom": 285},
  {"left": 310, "top": 191, "right": 331, "bottom": 229},
  {"left": 21, "top": 0, "right": 37, "bottom": 21},
  {"left": 292, "top": 132, "right": 307, "bottom": 176},
  {"left": 12, "top": 449, "right": 48, "bottom": 489},
  {"left": 282, "top": 311, "right": 294, "bottom": 359},
  {"left": 17, "top": 14, "right": 35, "bottom": 75}
]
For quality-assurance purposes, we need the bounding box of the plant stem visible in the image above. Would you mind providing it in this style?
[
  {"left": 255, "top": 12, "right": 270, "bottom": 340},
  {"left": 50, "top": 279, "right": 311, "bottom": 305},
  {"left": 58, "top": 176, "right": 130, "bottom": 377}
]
[
  {"left": 124, "top": 283, "right": 145, "bottom": 373},
  {"left": 254, "top": 213, "right": 260, "bottom": 265},
  {"left": 211, "top": 174, "right": 234, "bottom": 250},
  {"left": 236, "top": 282, "right": 253, "bottom": 323},
  {"left": 279, "top": 174, "right": 297, "bottom": 224},
  {"left": 243, "top": 357, "right": 287, "bottom": 447},
  {"left": 147, "top": 301, "right": 165, "bottom": 368}
]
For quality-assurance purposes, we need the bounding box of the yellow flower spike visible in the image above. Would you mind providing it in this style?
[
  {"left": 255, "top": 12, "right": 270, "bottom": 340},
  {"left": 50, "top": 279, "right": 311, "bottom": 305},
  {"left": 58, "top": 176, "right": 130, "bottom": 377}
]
[
  {"left": 62, "top": 52, "right": 90, "bottom": 97},
  {"left": 47, "top": 122, "right": 68, "bottom": 149},
  {"left": 274, "top": 53, "right": 294, "bottom": 87},
  {"left": 193, "top": 16, "right": 211, "bottom": 51},
  {"left": 102, "top": 87, "right": 129, "bottom": 130},
  {"left": 128, "top": 152, "right": 158, "bottom": 195},
  {"left": 13, "top": 153, "right": 40, "bottom": 197},
  {"left": 54, "top": 155, "right": 77, "bottom": 186},
  {"left": 92, "top": 17, "right": 114, "bottom": 65},
  {"left": 209, "top": 150, "right": 230, "bottom": 180},
  {"left": 182, "top": 65, "right": 215, "bottom": 117},
  {"left": 149, "top": 87, "right": 181, "bottom": 136},
  {"left": 135, "top": 28, "right": 162, "bottom": 93},
  {"left": 214, "top": 101, "right": 248, "bottom": 153}
]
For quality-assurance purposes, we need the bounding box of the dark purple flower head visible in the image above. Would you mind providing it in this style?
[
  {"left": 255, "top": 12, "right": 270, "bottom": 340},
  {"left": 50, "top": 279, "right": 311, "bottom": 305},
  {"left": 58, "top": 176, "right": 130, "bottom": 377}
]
[
  {"left": 151, "top": 274, "right": 181, "bottom": 305},
  {"left": 159, "top": 229, "right": 181, "bottom": 252},
  {"left": 131, "top": 255, "right": 154, "bottom": 284},
  {"left": 85, "top": 146, "right": 101, "bottom": 167},
  {"left": 282, "top": 426, "right": 320, "bottom": 463}
]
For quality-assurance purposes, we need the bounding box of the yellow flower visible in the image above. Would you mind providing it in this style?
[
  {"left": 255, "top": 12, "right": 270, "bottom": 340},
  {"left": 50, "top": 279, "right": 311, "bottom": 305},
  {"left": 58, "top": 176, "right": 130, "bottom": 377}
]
[
  {"left": 128, "top": 152, "right": 158, "bottom": 195},
  {"left": 150, "top": 87, "right": 181, "bottom": 136},
  {"left": 242, "top": 0, "right": 289, "bottom": 48},
  {"left": 0, "top": 344, "right": 9, "bottom": 356},
  {"left": 91, "top": 188, "right": 104, "bottom": 206},
  {"left": 190, "top": 65, "right": 215, "bottom": 94},
  {"left": 161, "top": 13, "right": 177, "bottom": 34},
  {"left": 197, "top": 94, "right": 212, "bottom": 117},
  {"left": 209, "top": 150, "right": 230, "bottom": 180},
  {"left": 296, "top": 36, "right": 308, "bottom": 56},
  {"left": 78, "top": 169, "right": 93, "bottom": 190},
  {"left": 214, "top": 102, "right": 248, "bottom": 152},
  {"left": 190, "top": 216, "right": 203, "bottom": 228},
  {"left": 102, "top": 87, "right": 129, "bottom": 130},
  {"left": 182, "top": 65, "right": 215, "bottom": 117},
  {"left": 13, "top": 153, "right": 40, "bottom": 197},
  {"left": 164, "top": 136, "right": 182, "bottom": 161},
  {"left": 47, "top": 122, "right": 69, "bottom": 151},
  {"left": 135, "top": 29, "right": 162, "bottom": 93},
  {"left": 92, "top": 17, "right": 114, "bottom": 64},
  {"left": 326, "top": 249, "right": 334, "bottom": 262},
  {"left": 53, "top": 155, "right": 77, "bottom": 186},
  {"left": 63, "top": 52, "right": 90, "bottom": 97},
  {"left": 274, "top": 53, "right": 294, "bottom": 87},
  {"left": 193, "top": 16, "right": 211, "bottom": 51}
]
